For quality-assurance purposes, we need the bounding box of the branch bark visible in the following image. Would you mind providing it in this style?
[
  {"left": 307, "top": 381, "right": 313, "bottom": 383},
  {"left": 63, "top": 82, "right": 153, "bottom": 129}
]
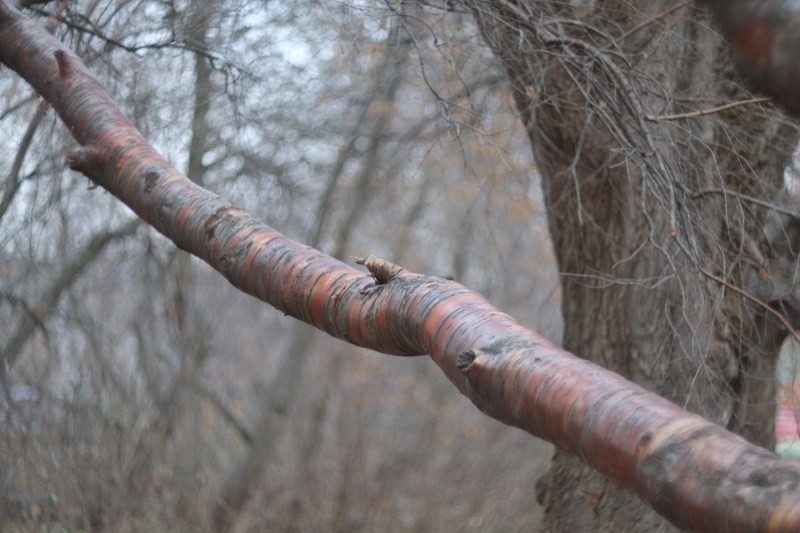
[{"left": 2, "top": 2, "right": 800, "bottom": 531}]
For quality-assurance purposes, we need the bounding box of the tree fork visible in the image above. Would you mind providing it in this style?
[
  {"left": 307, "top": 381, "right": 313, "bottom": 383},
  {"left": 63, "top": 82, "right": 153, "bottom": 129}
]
[{"left": 2, "top": 2, "right": 800, "bottom": 531}]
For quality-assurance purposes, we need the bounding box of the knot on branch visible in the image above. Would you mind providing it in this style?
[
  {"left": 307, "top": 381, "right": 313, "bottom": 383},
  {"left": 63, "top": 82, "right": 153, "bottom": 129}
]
[
  {"left": 143, "top": 171, "right": 160, "bottom": 193},
  {"left": 66, "top": 144, "right": 104, "bottom": 184},
  {"left": 457, "top": 350, "right": 478, "bottom": 372},
  {"left": 354, "top": 255, "right": 406, "bottom": 284}
]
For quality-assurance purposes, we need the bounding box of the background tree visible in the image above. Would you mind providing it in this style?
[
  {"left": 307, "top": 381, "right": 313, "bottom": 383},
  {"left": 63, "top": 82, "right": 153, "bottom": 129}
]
[{"left": 467, "top": 1, "right": 799, "bottom": 530}]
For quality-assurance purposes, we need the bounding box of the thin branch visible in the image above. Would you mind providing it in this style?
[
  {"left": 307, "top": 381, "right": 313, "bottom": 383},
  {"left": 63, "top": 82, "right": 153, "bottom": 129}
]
[
  {"left": 700, "top": 267, "right": 800, "bottom": 342},
  {"left": 0, "top": 220, "right": 140, "bottom": 377},
  {"left": 0, "top": 100, "right": 48, "bottom": 223},
  {"left": 611, "top": 1, "right": 693, "bottom": 46},
  {"left": 644, "top": 97, "right": 772, "bottom": 122},
  {"left": 691, "top": 188, "right": 799, "bottom": 217},
  {"left": 193, "top": 382, "right": 253, "bottom": 445},
  {"left": 28, "top": 6, "right": 226, "bottom": 69}
]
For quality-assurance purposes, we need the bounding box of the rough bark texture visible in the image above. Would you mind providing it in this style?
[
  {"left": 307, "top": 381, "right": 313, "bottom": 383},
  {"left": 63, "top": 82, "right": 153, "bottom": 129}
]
[{"left": 470, "top": 1, "right": 799, "bottom": 531}]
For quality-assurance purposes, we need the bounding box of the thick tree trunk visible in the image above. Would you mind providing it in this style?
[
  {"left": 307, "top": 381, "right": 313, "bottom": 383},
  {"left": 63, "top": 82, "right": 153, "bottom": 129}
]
[{"left": 472, "top": 2, "right": 798, "bottom": 530}]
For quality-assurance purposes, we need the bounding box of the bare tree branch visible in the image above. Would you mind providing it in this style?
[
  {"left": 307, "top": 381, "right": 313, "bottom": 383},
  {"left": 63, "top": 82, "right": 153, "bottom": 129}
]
[{"left": 2, "top": 2, "right": 800, "bottom": 531}]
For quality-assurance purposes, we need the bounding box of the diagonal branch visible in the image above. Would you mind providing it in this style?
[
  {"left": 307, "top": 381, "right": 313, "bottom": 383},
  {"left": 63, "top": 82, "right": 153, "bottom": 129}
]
[
  {"left": 0, "top": 99, "right": 48, "bottom": 223},
  {"left": 0, "top": 219, "right": 141, "bottom": 377},
  {"left": 644, "top": 97, "right": 772, "bottom": 122},
  {"left": 2, "top": 2, "right": 800, "bottom": 531}
]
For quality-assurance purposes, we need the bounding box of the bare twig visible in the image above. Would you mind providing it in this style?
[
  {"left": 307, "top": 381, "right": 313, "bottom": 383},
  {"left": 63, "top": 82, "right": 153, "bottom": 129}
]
[
  {"left": 0, "top": 100, "right": 49, "bottom": 223},
  {"left": 644, "top": 97, "right": 772, "bottom": 122},
  {"left": 611, "top": 1, "right": 693, "bottom": 46},
  {"left": 691, "top": 188, "right": 799, "bottom": 217},
  {"left": 701, "top": 268, "right": 800, "bottom": 343}
]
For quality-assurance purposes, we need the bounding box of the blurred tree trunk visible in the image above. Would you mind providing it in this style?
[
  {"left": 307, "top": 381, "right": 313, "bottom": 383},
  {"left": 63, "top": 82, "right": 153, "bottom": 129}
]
[
  {"left": 125, "top": 0, "right": 218, "bottom": 512},
  {"left": 211, "top": 18, "right": 412, "bottom": 531},
  {"left": 471, "top": 2, "right": 798, "bottom": 531}
]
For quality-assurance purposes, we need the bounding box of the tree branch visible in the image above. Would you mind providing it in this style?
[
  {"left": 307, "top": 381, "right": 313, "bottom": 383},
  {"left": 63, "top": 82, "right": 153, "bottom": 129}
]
[
  {"left": 644, "top": 97, "right": 773, "bottom": 122},
  {"left": 2, "top": 2, "right": 800, "bottom": 531}
]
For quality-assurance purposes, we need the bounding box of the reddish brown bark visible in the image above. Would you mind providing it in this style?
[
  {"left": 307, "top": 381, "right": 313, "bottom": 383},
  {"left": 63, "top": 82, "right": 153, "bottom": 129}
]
[
  {"left": 701, "top": 0, "right": 800, "bottom": 118},
  {"left": 3, "top": 2, "right": 800, "bottom": 531}
]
